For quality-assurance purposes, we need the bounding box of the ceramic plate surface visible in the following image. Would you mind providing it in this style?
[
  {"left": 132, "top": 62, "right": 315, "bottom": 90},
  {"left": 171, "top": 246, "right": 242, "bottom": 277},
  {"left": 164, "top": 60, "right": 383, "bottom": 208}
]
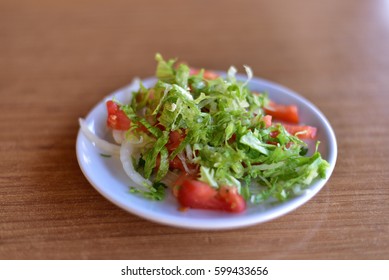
[{"left": 76, "top": 74, "right": 337, "bottom": 230}]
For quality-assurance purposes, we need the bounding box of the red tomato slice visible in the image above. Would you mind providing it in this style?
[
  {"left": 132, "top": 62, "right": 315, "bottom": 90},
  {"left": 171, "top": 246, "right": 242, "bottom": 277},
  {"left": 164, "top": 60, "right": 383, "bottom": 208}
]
[
  {"left": 262, "top": 115, "right": 272, "bottom": 128},
  {"left": 217, "top": 186, "right": 246, "bottom": 213},
  {"left": 106, "top": 101, "right": 131, "bottom": 130},
  {"left": 177, "top": 180, "right": 246, "bottom": 213},
  {"left": 172, "top": 172, "right": 195, "bottom": 197},
  {"left": 177, "top": 180, "right": 222, "bottom": 210},
  {"left": 283, "top": 124, "right": 317, "bottom": 139},
  {"left": 264, "top": 101, "right": 299, "bottom": 124},
  {"left": 166, "top": 130, "right": 185, "bottom": 152}
]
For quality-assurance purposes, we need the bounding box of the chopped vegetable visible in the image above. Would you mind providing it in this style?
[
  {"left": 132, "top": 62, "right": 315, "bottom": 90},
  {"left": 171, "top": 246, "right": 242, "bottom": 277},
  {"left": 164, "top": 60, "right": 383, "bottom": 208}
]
[
  {"left": 81, "top": 53, "right": 329, "bottom": 213},
  {"left": 106, "top": 100, "right": 131, "bottom": 130},
  {"left": 177, "top": 179, "right": 246, "bottom": 213},
  {"left": 264, "top": 100, "right": 299, "bottom": 124},
  {"left": 283, "top": 124, "right": 317, "bottom": 139}
]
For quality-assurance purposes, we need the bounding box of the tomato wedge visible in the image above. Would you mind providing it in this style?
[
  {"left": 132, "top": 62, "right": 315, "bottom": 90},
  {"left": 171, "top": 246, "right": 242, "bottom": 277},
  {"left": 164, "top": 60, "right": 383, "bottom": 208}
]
[
  {"left": 106, "top": 100, "right": 131, "bottom": 130},
  {"left": 262, "top": 115, "right": 272, "bottom": 128},
  {"left": 283, "top": 124, "right": 317, "bottom": 139},
  {"left": 177, "top": 180, "right": 246, "bottom": 213},
  {"left": 166, "top": 130, "right": 185, "bottom": 152},
  {"left": 264, "top": 101, "right": 299, "bottom": 124}
]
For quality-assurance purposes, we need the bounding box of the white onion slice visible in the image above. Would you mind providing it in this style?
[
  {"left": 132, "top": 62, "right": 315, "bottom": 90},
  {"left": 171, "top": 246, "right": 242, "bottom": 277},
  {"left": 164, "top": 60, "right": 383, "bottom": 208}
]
[
  {"left": 112, "top": 129, "right": 126, "bottom": 144},
  {"left": 227, "top": 66, "right": 237, "bottom": 81},
  {"left": 243, "top": 65, "right": 253, "bottom": 86},
  {"left": 120, "top": 140, "right": 152, "bottom": 191},
  {"left": 177, "top": 152, "right": 191, "bottom": 174},
  {"left": 185, "top": 144, "right": 193, "bottom": 161},
  {"left": 79, "top": 118, "right": 120, "bottom": 156},
  {"left": 113, "top": 129, "right": 146, "bottom": 146}
]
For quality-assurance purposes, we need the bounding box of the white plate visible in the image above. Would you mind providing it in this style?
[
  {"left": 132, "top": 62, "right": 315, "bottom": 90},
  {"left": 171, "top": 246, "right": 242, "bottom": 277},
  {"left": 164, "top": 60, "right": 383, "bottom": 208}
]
[{"left": 76, "top": 74, "right": 337, "bottom": 230}]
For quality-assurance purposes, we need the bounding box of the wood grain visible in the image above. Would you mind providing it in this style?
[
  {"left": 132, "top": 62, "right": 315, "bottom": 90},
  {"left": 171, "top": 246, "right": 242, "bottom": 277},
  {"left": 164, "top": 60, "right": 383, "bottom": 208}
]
[{"left": 1, "top": 0, "right": 388, "bottom": 259}]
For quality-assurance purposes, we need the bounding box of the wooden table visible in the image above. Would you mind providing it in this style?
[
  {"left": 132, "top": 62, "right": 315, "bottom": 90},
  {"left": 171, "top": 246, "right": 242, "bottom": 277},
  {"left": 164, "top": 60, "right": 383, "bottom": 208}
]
[{"left": 1, "top": 0, "right": 388, "bottom": 259}]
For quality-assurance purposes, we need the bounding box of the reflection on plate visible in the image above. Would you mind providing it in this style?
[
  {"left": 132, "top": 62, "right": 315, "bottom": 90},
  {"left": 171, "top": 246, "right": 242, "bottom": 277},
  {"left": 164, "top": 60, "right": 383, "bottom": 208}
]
[{"left": 76, "top": 74, "right": 337, "bottom": 230}]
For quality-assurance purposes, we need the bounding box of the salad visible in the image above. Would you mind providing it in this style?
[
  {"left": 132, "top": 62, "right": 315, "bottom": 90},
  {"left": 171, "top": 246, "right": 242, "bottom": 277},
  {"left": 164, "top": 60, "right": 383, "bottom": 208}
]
[{"left": 79, "top": 54, "right": 329, "bottom": 213}]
